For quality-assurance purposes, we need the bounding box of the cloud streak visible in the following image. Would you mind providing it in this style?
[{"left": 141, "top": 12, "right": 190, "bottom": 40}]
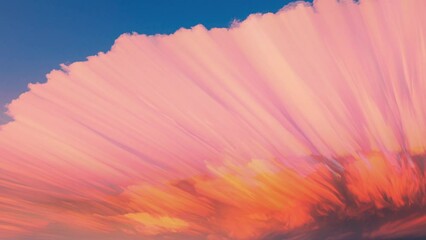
[{"left": 1, "top": 0, "right": 426, "bottom": 239}]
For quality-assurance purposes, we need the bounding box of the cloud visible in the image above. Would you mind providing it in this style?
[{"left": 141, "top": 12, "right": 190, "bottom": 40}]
[{"left": 1, "top": 0, "right": 426, "bottom": 239}]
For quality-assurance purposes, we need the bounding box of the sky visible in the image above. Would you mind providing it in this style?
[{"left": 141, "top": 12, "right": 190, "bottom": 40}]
[{"left": 0, "top": 0, "right": 304, "bottom": 125}]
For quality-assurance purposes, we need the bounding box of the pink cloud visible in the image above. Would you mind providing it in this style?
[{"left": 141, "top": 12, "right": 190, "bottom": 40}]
[{"left": 1, "top": 0, "right": 426, "bottom": 239}]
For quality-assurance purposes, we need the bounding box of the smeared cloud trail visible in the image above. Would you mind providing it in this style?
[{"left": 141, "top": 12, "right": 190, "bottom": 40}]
[{"left": 1, "top": 0, "right": 426, "bottom": 239}]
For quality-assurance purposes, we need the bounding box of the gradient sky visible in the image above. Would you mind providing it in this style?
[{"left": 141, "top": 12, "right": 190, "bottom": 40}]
[{"left": 0, "top": 0, "right": 305, "bottom": 125}]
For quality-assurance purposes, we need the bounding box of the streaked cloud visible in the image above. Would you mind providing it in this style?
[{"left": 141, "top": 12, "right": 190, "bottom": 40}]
[{"left": 1, "top": 0, "right": 426, "bottom": 239}]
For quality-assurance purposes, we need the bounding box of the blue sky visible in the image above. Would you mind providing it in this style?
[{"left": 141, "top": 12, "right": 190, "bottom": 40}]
[{"left": 0, "top": 0, "right": 306, "bottom": 124}]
